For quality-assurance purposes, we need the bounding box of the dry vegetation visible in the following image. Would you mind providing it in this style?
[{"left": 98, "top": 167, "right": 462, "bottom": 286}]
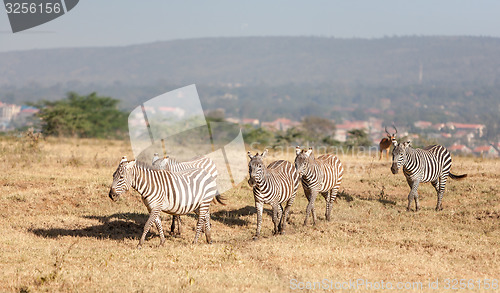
[{"left": 0, "top": 136, "right": 498, "bottom": 292}]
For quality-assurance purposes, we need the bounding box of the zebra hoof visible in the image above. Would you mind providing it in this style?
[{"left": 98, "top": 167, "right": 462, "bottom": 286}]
[
  {"left": 252, "top": 235, "right": 259, "bottom": 241},
  {"left": 137, "top": 244, "right": 142, "bottom": 250}
]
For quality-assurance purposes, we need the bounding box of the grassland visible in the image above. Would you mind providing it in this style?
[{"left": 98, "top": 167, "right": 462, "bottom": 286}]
[{"left": 0, "top": 136, "right": 498, "bottom": 292}]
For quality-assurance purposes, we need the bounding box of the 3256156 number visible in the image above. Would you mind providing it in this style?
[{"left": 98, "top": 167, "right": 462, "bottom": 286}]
[
  {"left": 444, "top": 279, "right": 498, "bottom": 290},
  {"left": 5, "top": 2, "right": 61, "bottom": 14}
]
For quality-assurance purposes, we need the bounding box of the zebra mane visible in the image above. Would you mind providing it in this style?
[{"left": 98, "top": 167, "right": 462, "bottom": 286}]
[
  {"left": 165, "top": 156, "right": 180, "bottom": 164},
  {"left": 132, "top": 160, "right": 157, "bottom": 170}
]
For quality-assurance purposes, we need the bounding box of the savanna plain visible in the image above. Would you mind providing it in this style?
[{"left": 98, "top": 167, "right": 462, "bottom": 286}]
[{"left": 0, "top": 136, "right": 498, "bottom": 292}]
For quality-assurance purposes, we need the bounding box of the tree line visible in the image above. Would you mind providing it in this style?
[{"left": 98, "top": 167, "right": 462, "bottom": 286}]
[{"left": 30, "top": 92, "right": 127, "bottom": 138}]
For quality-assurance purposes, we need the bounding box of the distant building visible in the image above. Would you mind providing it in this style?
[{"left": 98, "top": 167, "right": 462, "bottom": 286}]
[
  {"left": 334, "top": 129, "right": 347, "bottom": 142},
  {"left": 336, "top": 120, "right": 370, "bottom": 131},
  {"left": 414, "top": 121, "right": 433, "bottom": 129},
  {"left": 448, "top": 144, "right": 472, "bottom": 154},
  {"left": 261, "top": 118, "right": 299, "bottom": 131},
  {"left": 0, "top": 102, "right": 21, "bottom": 122},
  {"left": 242, "top": 118, "right": 260, "bottom": 127},
  {"left": 0, "top": 102, "right": 22, "bottom": 131},
  {"left": 447, "top": 122, "right": 485, "bottom": 137},
  {"left": 473, "top": 145, "right": 499, "bottom": 158}
]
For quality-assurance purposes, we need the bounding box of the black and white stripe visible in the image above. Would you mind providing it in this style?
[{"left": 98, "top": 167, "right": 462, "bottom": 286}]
[
  {"left": 391, "top": 141, "right": 467, "bottom": 211},
  {"left": 248, "top": 149, "right": 300, "bottom": 238},
  {"left": 294, "top": 147, "right": 344, "bottom": 225},
  {"left": 109, "top": 157, "right": 221, "bottom": 247},
  {"left": 152, "top": 155, "right": 218, "bottom": 236}
]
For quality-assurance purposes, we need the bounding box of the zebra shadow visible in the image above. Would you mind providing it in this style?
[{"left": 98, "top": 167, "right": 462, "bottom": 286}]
[
  {"left": 29, "top": 208, "right": 271, "bottom": 240},
  {"left": 339, "top": 190, "right": 397, "bottom": 206},
  {"left": 183, "top": 205, "right": 272, "bottom": 227},
  {"left": 29, "top": 212, "right": 148, "bottom": 241}
]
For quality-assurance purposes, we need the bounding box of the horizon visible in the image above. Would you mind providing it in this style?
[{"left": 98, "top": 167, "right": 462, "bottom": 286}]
[
  {"left": 3, "top": 34, "right": 500, "bottom": 54},
  {"left": 1, "top": 1, "right": 500, "bottom": 52}
]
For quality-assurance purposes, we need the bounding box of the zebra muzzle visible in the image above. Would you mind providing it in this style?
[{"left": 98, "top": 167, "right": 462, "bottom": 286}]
[
  {"left": 390, "top": 164, "right": 399, "bottom": 174},
  {"left": 109, "top": 188, "right": 120, "bottom": 201}
]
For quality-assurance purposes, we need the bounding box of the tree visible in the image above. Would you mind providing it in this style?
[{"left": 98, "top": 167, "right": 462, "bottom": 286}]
[
  {"left": 301, "top": 116, "right": 336, "bottom": 137},
  {"left": 33, "top": 92, "right": 128, "bottom": 138},
  {"left": 242, "top": 126, "right": 274, "bottom": 147},
  {"left": 345, "top": 129, "right": 372, "bottom": 147}
]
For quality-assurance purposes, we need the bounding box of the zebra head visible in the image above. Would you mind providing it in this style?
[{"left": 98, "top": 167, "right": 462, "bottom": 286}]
[
  {"left": 391, "top": 141, "right": 410, "bottom": 174},
  {"left": 294, "top": 146, "right": 313, "bottom": 175},
  {"left": 109, "top": 156, "right": 135, "bottom": 201},
  {"left": 247, "top": 149, "right": 268, "bottom": 187}
]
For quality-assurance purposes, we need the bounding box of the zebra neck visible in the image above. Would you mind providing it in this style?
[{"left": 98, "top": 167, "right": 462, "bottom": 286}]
[
  {"left": 402, "top": 148, "right": 417, "bottom": 173},
  {"left": 304, "top": 160, "right": 320, "bottom": 178},
  {"left": 130, "top": 166, "right": 151, "bottom": 198},
  {"left": 254, "top": 168, "right": 270, "bottom": 186}
]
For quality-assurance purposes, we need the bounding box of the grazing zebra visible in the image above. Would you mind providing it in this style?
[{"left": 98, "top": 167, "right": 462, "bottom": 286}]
[
  {"left": 109, "top": 156, "right": 223, "bottom": 247},
  {"left": 294, "top": 147, "right": 344, "bottom": 225},
  {"left": 248, "top": 149, "right": 300, "bottom": 239},
  {"left": 152, "top": 154, "right": 218, "bottom": 236},
  {"left": 391, "top": 141, "right": 467, "bottom": 211}
]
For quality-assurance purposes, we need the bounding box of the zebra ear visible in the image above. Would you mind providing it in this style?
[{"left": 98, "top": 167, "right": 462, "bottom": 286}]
[
  {"left": 262, "top": 149, "right": 268, "bottom": 157},
  {"left": 120, "top": 156, "right": 127, "bottom": 163},
  {"left": 406, "top": 140, "right": 411, "bottom": 147},
  {"left": 305, "top": 148, "right": 313, "bottom": 157},
  {"left": 247, "top": 151, "right": 253, "bottom": 159},
  {"left": 295, "top": 146, "right": 301, "bottom": 155}
]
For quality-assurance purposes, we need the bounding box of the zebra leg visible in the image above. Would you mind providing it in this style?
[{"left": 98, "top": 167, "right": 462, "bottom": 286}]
[
  {"left": 204, "top": 212, "right": 212, "bottom": 244},
  {"left": 406, "top": 179, "right": 420, "bottom": 211},
  {"left": 277, "top": 204, "right": 283, "bottom": 227},
  {"left": 322, "top": 191, "right": 332, "bottom": 221},
  {"left": 253, "top": 201, "right": 264, "bottom": 240},
  {"left": 170, "top": 215, "right": 182, "bottom": 237},
  {"left": 325, "top": 189, "right": 338, "bottom": 221},
  {"left": 138, "top": 209, "right": 161, "bottom": 248},
  {"left": 271, "top": 204, "right": 281, "bottom": 235},
  {"left": 193, "top": 207, "right": 207, "bottom": 244},
  {"left": 304, "top": 190, "right": 318, "bottom": 226},
  {"left": 177, "top": 216, "right": 183, "bottom": 235},
  {"left": 170, "top": 215, "right": 176, "bottom": 236},
  {"left": 153, "top": 216, "right": 166, "bottom": 246},
  {"left": 279, "top": 197, "right": 295, "bottom": 235},
  {"left": 379, "top": 150, "right": 382, "bottom": 160},
  {"left": 435, "top": 176, "right": 448, "bottom": 211}
]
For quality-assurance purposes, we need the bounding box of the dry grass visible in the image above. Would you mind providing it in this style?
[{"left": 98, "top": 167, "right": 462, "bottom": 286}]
[{"left": 0, "top": 137, "right": 498, "bottom": 292}]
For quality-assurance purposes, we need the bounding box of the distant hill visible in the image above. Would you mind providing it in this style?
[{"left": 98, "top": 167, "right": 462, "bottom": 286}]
[
  {"left": 1, "top": 36, "right": 499, "bottom": 128},
  {"left": 1, "top": 36, "right": 500, "bottom": 89}
]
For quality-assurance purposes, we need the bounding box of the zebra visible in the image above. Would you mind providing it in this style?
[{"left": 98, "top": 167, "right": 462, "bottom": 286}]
[
  {"left": 391, "top": 141, "right": 467, "bottom": 211},
  {"left": 294, "top": 147, "right": 344, "bottom": 225},
  {"left": 109, "top": 156, "right": 223, "bottom": 247},
  {"left": 248, "top": 149, "right": 300, "bottom": 239},
  {"left": 152, "top": 154, "right": 218, "bottom": 236}
]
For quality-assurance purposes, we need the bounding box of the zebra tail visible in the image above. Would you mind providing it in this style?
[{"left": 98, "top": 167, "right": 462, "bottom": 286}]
[
  {"left": 212, "top": 192, "right": 227, "bottom": 205},
  {"left": 449, "top": 172, "right": 467, "bottom": 180}
]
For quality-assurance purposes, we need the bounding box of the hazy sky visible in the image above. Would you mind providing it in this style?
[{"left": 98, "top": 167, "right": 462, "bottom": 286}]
[{"left": 1, "top": 0, "right": 499, "bottom": 52}]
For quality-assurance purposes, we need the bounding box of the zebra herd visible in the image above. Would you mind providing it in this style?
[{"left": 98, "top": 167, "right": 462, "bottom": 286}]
[{"left": 109, "top": 140, "right": 466, "bottom": 247}]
